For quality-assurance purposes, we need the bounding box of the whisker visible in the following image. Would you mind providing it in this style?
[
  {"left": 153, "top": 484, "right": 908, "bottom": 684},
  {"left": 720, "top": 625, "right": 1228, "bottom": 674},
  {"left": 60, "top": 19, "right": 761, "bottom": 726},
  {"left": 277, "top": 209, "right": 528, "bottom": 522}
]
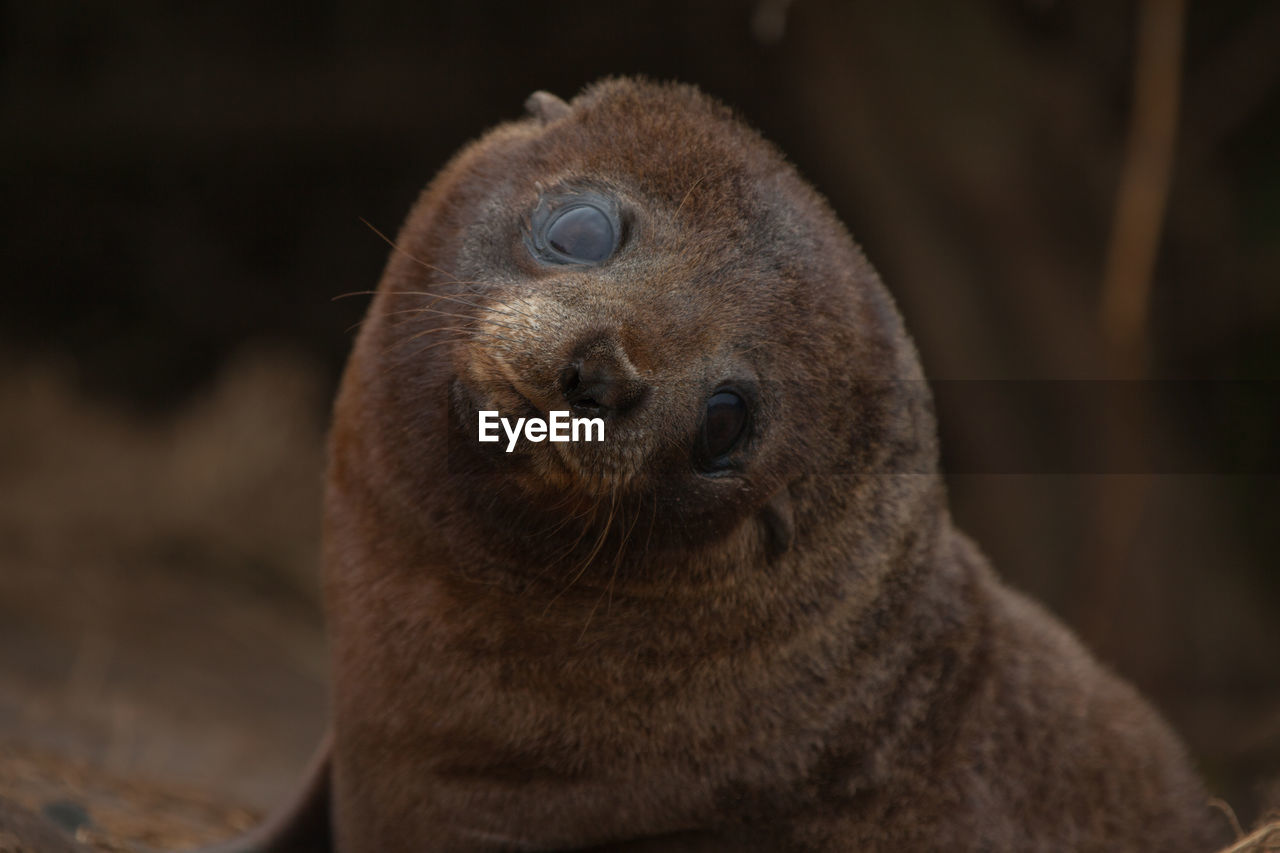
[
  {"left": 332, "top": 289, "right": 378, "bottom": 301},
  {"left": 642, "top": 489, "right": 659, "bottom": 568},
  {"left": 545, "top": 488, "right": 617, "bottom": 617},
  {"left": 597, "top": 490, "right": 643, "bottom": 623},
  {"left": 381, "top": 305, "right": 526, "bottom": 334},
  {"left": 397, "top": 336, "right": 466, "bottom": 362},
  {"left": 376, "top": 287, "right": 544, "bottom": 333},
  {"left": 360, "top": 217, "right": 459, "bottom": 281},
  {"left": 538, "top": 494, "right": 595, "bottom": 541},
  {"left": 384, "top": 329, "right": 478, "bottom": 361},
  {"left": 674, "top": 167, "right": 726, "bottom": 220},
  {"left": 399, "top": 326, "right": 519, "bottom": 347},
  {"left": 381, "top": 282, "right": 495, "bottom": 296},
  {"left": 427, "top": 291, "right": 540, "bottom": 323},
  {"left": 540, "top": 498, "right": 603, "bottom": 585},
  {"left": 580, "top": 488, "right": 635, "bottom": 635}
]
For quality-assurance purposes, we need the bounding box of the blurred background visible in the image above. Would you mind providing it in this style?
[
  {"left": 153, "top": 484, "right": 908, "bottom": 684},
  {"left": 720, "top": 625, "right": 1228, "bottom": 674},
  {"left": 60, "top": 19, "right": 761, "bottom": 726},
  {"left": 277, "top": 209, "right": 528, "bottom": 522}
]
[{"left": 2, "top": 0, "right": 1277, "bottom": 846}]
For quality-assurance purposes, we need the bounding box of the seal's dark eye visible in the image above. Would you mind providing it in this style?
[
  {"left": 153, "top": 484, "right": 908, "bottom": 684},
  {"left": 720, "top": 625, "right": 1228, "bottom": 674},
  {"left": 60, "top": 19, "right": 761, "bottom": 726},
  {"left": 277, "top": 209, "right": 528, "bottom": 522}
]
[
  {"left": 701, "top": 390, "right": 748, "bottom": 464},
  {"left": 545, "top": 204, "right": 615, "bottom": 263}
]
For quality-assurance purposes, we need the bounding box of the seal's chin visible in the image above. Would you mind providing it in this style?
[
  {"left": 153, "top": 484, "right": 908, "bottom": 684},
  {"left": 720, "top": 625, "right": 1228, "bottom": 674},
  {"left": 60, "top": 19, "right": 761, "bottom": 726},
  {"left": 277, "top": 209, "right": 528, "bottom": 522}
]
[{"left": 515, "top": 418, "right": 649, "bottom": 500}]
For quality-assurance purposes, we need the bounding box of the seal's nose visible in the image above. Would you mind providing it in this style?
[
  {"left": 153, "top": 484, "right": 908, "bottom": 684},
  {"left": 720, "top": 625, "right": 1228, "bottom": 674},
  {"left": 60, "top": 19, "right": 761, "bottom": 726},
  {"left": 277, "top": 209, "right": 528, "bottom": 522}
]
[{"left": 557, "top": 338, "right": 646, "bottom": 418}]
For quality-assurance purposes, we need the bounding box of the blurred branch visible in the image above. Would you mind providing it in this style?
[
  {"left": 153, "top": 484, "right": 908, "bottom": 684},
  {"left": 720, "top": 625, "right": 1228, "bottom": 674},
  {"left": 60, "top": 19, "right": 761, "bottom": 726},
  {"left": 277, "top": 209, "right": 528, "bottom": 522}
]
[
  {"left": 1099, "top": 0, "right": 1186, "bottom": 377},
  {"left": 1079, "top": 0, "right": 1185, "bottom": 675}
]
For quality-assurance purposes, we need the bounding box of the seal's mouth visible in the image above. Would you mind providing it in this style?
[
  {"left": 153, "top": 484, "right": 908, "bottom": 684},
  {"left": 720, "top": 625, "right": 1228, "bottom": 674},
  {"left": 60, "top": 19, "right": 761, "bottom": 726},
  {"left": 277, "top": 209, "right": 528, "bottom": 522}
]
[
  {"left": 452, "top": 372, "right": 647, "bottom": 498},
  {"left": 457, "top": 346, "right": 545, "bottom": 423},
  {"left": 454, "top": 377, "right": 541, "bottom": 434},
  {"left": 497, "top": 381, "right": 544, "bottom": 422}
]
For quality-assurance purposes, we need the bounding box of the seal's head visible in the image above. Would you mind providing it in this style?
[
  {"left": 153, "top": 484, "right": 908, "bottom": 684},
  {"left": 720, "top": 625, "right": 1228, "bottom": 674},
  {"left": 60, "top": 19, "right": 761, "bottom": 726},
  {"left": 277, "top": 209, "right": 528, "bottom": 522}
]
[{"left": 334, "top": 78, "right": 937, "bottom": 589}]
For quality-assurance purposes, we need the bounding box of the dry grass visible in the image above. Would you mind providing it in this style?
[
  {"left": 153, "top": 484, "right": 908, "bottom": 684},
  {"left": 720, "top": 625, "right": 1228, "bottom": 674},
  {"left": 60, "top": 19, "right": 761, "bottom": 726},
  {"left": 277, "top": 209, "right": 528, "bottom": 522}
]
[
  {"left": 1218, "top": 820, "right": 1280, "bottom": 853},
  {"left": 0, "top": 349, "right": 329, "bottom": 812},
  {"left": 0, "top": 739, "right": 258, "bottom": 851},
  {"left": 0, "top": 345, "right": 328, "bottom": 602}
]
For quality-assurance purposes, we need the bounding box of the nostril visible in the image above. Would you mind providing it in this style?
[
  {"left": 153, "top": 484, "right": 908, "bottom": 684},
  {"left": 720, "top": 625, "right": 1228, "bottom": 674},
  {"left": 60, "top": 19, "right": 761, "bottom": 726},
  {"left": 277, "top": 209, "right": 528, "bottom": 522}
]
[
  {"left": 559, "top": 362, "right": 605, "bottom": 414},
  {"left": 556, "top": 349, "right": 646, "bottom": 417},
  {"left": 557, "top": 363, "right": 582, "bottom": 398}
]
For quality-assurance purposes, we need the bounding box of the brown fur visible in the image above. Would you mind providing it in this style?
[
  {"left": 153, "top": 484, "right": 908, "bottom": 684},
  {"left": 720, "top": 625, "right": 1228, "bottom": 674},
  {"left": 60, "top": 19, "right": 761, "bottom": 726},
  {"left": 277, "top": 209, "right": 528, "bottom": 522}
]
[{"left": 284, "top": 79, "right": 1223, "bottom": 850}]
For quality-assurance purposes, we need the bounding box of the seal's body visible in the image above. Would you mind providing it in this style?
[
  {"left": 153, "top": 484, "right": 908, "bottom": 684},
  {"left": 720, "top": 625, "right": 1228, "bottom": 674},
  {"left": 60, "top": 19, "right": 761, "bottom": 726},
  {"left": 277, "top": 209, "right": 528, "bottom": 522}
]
[{"left": 233, "top": 80, "right": 1224, "bottom": 851}]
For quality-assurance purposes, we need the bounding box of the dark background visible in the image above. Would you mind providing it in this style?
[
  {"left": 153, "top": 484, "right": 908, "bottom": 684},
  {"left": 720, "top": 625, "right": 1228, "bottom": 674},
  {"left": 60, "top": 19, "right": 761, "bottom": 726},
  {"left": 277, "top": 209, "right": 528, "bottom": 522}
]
[{"left": 2, "top": 0, "right": 1277, "bottom": 842}]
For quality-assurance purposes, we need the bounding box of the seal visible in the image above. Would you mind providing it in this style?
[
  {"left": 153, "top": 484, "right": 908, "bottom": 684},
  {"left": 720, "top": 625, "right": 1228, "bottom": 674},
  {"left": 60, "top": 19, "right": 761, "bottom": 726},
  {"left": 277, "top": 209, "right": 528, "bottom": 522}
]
[{"left": 209, "top": 79, "right": 1228, "bottom": 851}]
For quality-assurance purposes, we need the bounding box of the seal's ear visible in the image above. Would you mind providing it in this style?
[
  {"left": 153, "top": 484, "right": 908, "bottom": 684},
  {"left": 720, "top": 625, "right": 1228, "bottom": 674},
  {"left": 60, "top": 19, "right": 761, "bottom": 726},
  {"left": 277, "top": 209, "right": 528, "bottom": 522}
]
[
  {"left": 760, "top": 486, "right": 795, "bottom": 561},
  {"left": 525, "top": 90, "right": 571, "bottom": 125}
]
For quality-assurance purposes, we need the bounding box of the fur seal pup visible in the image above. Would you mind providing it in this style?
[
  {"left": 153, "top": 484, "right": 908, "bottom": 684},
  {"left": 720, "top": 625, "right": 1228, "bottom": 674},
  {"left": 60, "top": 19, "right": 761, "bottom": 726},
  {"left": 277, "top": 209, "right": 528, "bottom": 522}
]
[{"left": 212, "top": 79, "right": 1227, "bottom": 851}]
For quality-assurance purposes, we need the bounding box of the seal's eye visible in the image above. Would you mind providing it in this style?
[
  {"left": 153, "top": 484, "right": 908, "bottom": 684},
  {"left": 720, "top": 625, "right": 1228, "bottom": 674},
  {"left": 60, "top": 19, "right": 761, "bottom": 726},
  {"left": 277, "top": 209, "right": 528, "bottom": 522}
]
[
  {"left": 546, "top": 204, "right": 615, "bottom": 263},
  {"left": 527, "top": 191, "right": 622, "bottom": 266},
  {"left": 701, "top": 390, "right": 749, "bottom": 465}
]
